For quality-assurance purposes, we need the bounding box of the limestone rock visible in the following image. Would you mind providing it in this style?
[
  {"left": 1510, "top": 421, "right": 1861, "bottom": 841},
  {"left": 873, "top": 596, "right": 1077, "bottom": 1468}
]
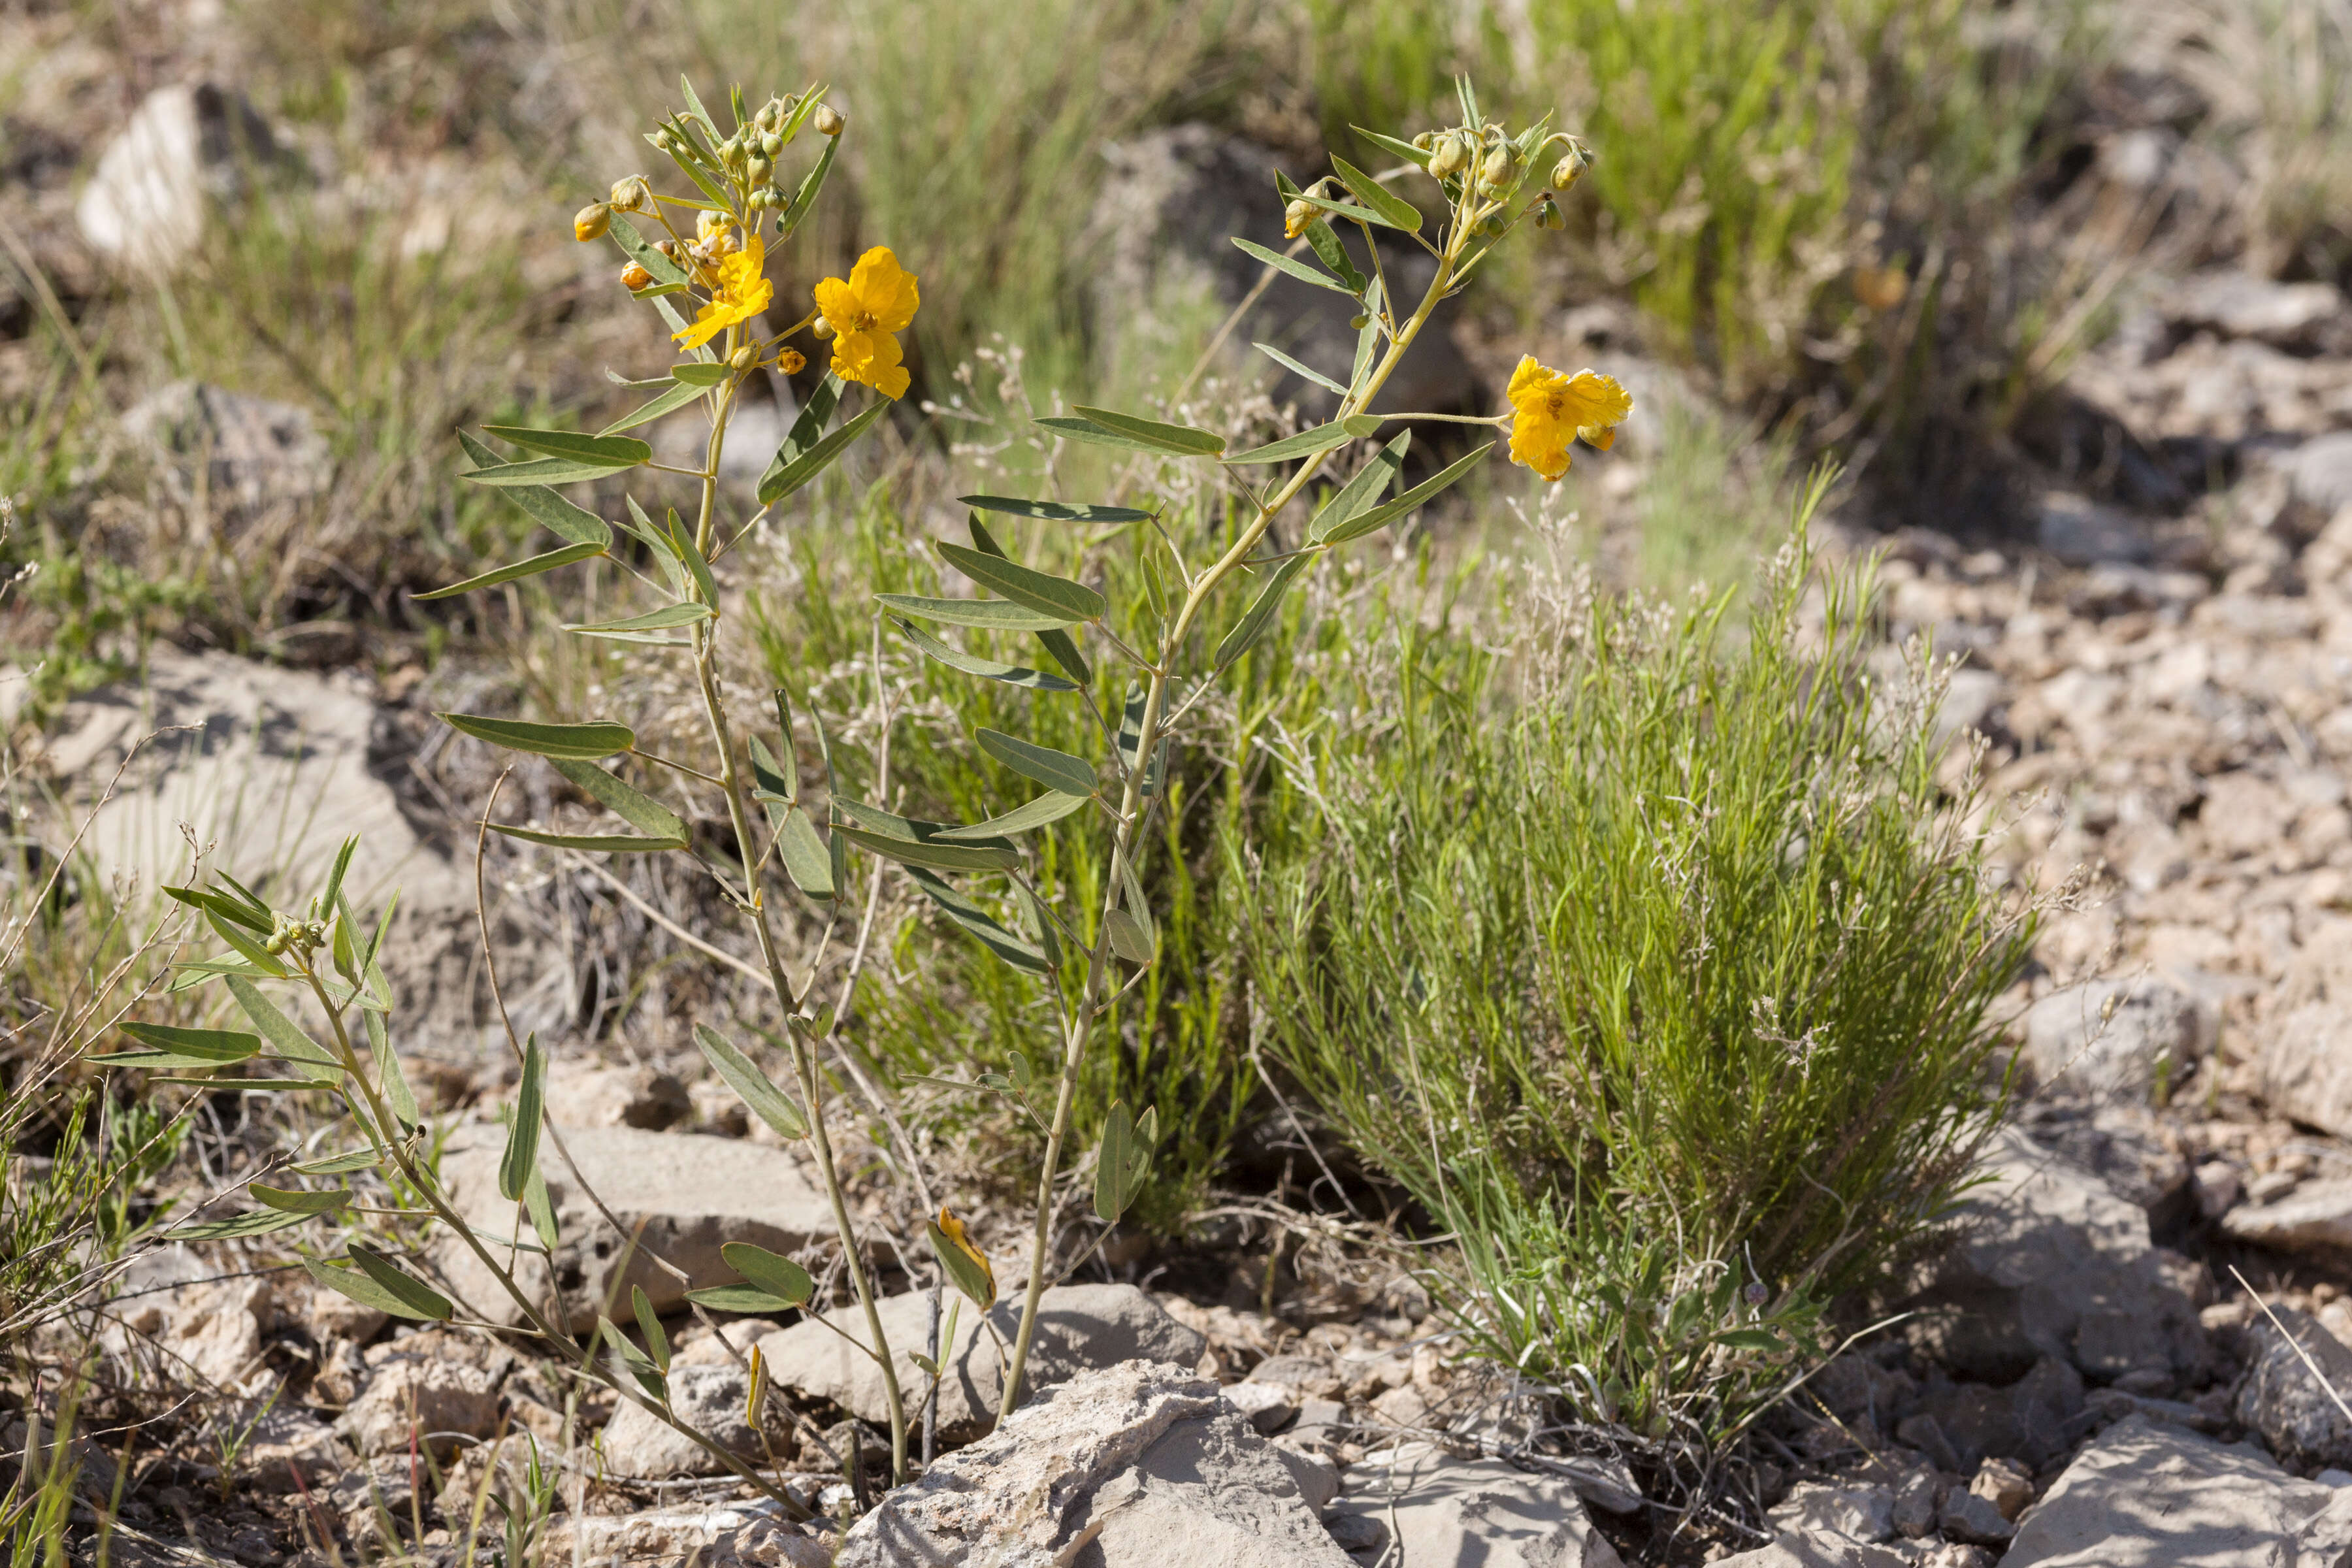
[
  {"left": 1326, "top": 1445, "right": 1624, "bottom": 1567},
  {"left": 542, "top": 1058, "right": 692, "bottom": 1131},
  {"left": 75, "top": 84, "right": 281, "bottom": 275},
  {"left": 2221, "top": 1174, "right": 2352, "bottom": 1253},
  {"left": 2001, "top": 1414, "right": 2352, "bottom": 1565},
  {"left": 1220, "top": 1379, "right": 1298, "bottom": 1434},
  {"left": 238, "top": 1407, "right": 351, "bottom": 1493},
  {"left": 601, "top": 1362, "right": 787, "bottom": 1479},
  {"left": 2165, "top": 270, "right": 2352, "bottom": 351},
  {"left": 832, "top": 1360, "right": 1349, "bottom": 1567},
  {"left": 2036, "top": 493, "right": 2154, "bottom": 566},
  {"left": 434, "top": 1124, "right": 836, "bottom": 1331},
  {"left": 756, "top": 1282, "right": 1205, "bottom": 1445},
  {"left": 1938, "top": 1488, "right": 2015, "bottom": 1547},
  {"left": 2257, "top": 1005, "right": 2352, "bottom": 1143},
  {"left": 338, "top": 1355, "right": 500, "bottom": 1459},
  {"left": 2233, "top": 1304, "right": 2352, "bottom": 1470},
  {"left": 2020, "top": 978, "right": 2206, "bottom": 1101},
  {"left": 1768, "top": 1482, "right": 1895, "bottom": 1544},
  {"left": 544, "top": 1499, "right": 832, "bottom": 1568},
  {"left": 122, "top": 381, "right": 331, "bottom": 525},
  {"left": 1713, "top": 1531, "right": 1916, "bottom": 1566},
  {"left": 1899, "top": 1128, "right": 2204, "bottom": 1385},
  {"left": 2288, "top": 433, "right": 2352, "bottom": 515}
]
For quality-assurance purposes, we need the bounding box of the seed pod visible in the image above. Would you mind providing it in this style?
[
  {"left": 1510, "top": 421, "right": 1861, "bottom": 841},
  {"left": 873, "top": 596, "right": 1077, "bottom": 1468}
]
[
  {"left": 573, "top": 202, "right": 612, "bottom": 242},
  {"left": 1282, "top": 197, "right": 1313, "bottom": 239},
  {"left": 620, "top": 263, "right": 652, "bottom": 290},
  {"left": 812, "top": 103, "right": 845, "bottom": 137},
  {"left": 1550, "top": 145, "right": 1588, "bottom": 193},
  {"left": 1428, "top": 132, "right": 1468, "bottom": 180},
  {"left": 608, "top": 175, "right": 650, "bottom": 213},
  {"left": 729, "top": 345, "right": 757, "bottom": 372}
]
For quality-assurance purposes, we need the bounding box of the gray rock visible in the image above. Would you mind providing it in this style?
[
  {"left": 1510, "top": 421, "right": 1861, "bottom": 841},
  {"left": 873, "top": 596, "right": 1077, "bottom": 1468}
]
[
  {"left": 2002, "top": 1413, "right": 2352, "bottom": 1565},
  {"left": 2288, "top": 433, "right": 2352, "bottom": 516},
  {"left": 2021, "top": 979, "right": 2206, "bottom": 1101},
  {"left": 326, "top": 1456, "right": 423, "bottom": 1544},
  {"left": 1906, "top": 1358, "right": 2083, "bottom": 1471},
  {"left": 1769, "top": 1482, "right": 1895, "bottom": 1544},
  {"left": 833, "top": 1360, "right": 1349, "bottom": 1567},
  {"left": 1938, "top": 1488, "right": 2015, "bottom": 1546},
  {"left": 2024, "top": 1104, "right": 2191, "bottom": 1219},
  {"left": 122, "top": 380, "right": 331, "bottom": 525},
  {"left": 2234, "top": 1305, "right": 2352, "bottom": 1470},
  {"left": 600, "top": 1363, "right": 779, "bottom": 1479},
  {"left": 1900, "top": 1128, "right": 2205, "bottom": 1386},
  {"left": 1220, "top": 1379, "right": 1298, "bottom": 1434},
  {"left": 2221, "top": 1174, "right": 2352, "bottom": 1253},
  {"left": 1970, "top": 1456, "right": 2033, "bottom": 1521},
  {"left": 2166, "top": 270, "right": 2351, "bottom": 350},
  {"left": 2192, "top": 1160, "right": 2244, "bottom": 1219},
  {"left": 1326, "top": 1445, "right": 1625, "bottom": 1567},
  {"left": 75, "top": 84, "right": 282, "bottom": 276},
  {"left": 755, "top": 1282, "right": 1206, "bottom": 1445},
  {"left": 338, "top": 1354, "right": 500, "bottom": 1459},
  {"left": 2036, "top": 493, "right": 2154, "bottom": 566},
  {"left": 434, "top": 1124, "right": 836, "bottom": 1331},
  {"left": 1713, "top": 1531, "right": 1916, "bottom": 1566},
  {"left": 1088, "top": 126, "right": 1479, "bottom": 426},
  {"left": 1891, "top": 1469, "right": 1940, "bottom": 1538},
  {"left": 546, "top": 1500, "right": 832, "bottom": 1568},
  {"left": 2257, "top": 1005, "right": 2352, "bottom": 1143},
  {"left": 238, "top": 1407, "right": 351, "bottom": 1493},
  {"left": 541, "top": 1059, "right": 692, "bottom": 1131}
]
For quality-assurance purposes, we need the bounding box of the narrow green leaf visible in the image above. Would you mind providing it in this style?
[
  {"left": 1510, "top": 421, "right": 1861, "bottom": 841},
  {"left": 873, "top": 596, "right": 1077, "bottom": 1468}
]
[
  {"left": 1307, "top": 432, "right": 1413, "bottom": 543},
  {"left": 1017, "top": 883, "right": 1062, "bottom": 972},
  {"left": 1350, "top": 126, "right": 1434, "bottom": 169},
  {"left": 937, "top": 540, "right": 1105, "bottom": 623},
  {"left": 1330, "top": 155, "right": 1423, "bottom": 232},
  {"left": 749, "top": 732, "right": 796, "bottom": 808},
  {"left": 683, "top": 1284, "right": 801, "bottom": 1314},
  {"left": 416, "top": 541, "right": 605, "bottom": 600},
  {"left": 1230, "top": 237, "right": 1358, "bottom": 297},
  {"left": 633, "top": 1284, "right": 672, "bottom": 1372},
  {"left": 677, "top": 75, "right": 718, "bottom": 135},
  {"left": 252, "top": 1184, "right": 351, "bottom": 1215},
  {"left": 832, "top": 796, "right": 1013, "bottom": 853},
  {"left": 1066, "top": 405, "right": 1224, "bottom": 456},
  {"left": 458, "top": 432, "right": 613, "bottom": 547},
  {"left": 549, "top": 757, "right": 689, "bottom": 843},
  {"left": 666, "top": 508, "right": 719, "bottom": 608},
  {"left": 1094, "top": 1101, "right": 1152, "bottom": 1222},
  {"left": 440, "top": 713, "right": 634, "bottom": 760},
  {"left": 974, "top": 728, "right": 1096, "bottom": 796},
  {"left": 1294, "top": 189, "right": 1404, "bottom": 231},
  {"left": 344, "top": 1245, "right": 455, "bottom": 1321},
  {"left": 598, "top": 1315, "right": 667, "bottom": 1400},
  {"left": 1224, "top": 416, "right": 1383, "bottom": 466},
  {"left": 890, "top": 619, "right": 1077, "bottom": 692},
  {"left": 224, "top": 976, "right": 338, "bottom": 1081},
  {"left": 934, "top": 791, "right": 1088, "bottom": 841},
  {"left": 776, "top": 133, "right": 836, "bottom": 238},
  {"left": 875, "top": 594, "right": 1075, "bottom": 632},
  {"left": 204, "top": 910, "right": 289, "bottom": 977},
  {"left": 775, "top": 807, "right": 836, "bottom": 899},
  {"left": 1319, "top": 440, "right": 1494, "bottom": 544},
  {"left": 835, "top": 823, "right": 1019, "bottom": 873},
  {"left": 906, "top": 868, "right": 1051, "bottom": 973},
  {"left": 104, "top": 1025, "right": 262, "bottom": 1071},
  {"left": 600, "top": 378, "right": 713, "bottom": 436},
  {"left": 769, "top": 373, "right": 841, "bottom": 478},
  {"left": 719, "top": 1242, "right": 814, "bottom": 1309},
  {"left": 758, "top": 393, "right": 890, "bottom": 506},
  {"left": 480, "top": 425, "right": 654, "bottom": 465},
  {"left": 178, "top": 1209, "right": 317, "bottom": 1241},
  {"left": 1216, "top": 551, "right": 1315, "bottom": 668},
  {"left": 293, "top": 1148, "right": 381, "bottom": 1177},
  {"left": 148, "top": 1077, "right": 333, "bottom": 1092},
  {"left": 1351, "top": 276, "right": 1383, "bottom": 391},
  {"left": 525, "top": 1163, "right": 561, "bottom": 1250},
  {"left": 1104, "top": 907, "right": 1154, "bottom": 965},
  {"left": 694, "top": 1023, "right": 808, "bottom": 1142},
  {"left": 163, "top": 881, "right": 269, "bottom": 933},
  {"left": 606, "top": 214, "right": 687, "bottom": 289},
  {"left": 1303, "top": 219, "right": 1367, "bottom": 293},
  {"left": 320, "top": 836, "right": 357, "bottom": 917},
  {"left": 1252, "top": 342, "right": 1348, "bottom": 397},
  {"left": 672, "top": 362, "right": 731, "bottom": 385},
  {"left": 462, "top": 456, "right": 637, "bottom": 487},
  {"left": 500, "top": 1034, "right": 545, "bottom": 1203},
  {"left": 962, "top": 515, "right": 1093, "bottom": 683},
  {"left": 959, "top": 495, "right": 1151, "bottom": 524},
  {"left": 491, "top": 826, "right": 683, "bottom": 853}
]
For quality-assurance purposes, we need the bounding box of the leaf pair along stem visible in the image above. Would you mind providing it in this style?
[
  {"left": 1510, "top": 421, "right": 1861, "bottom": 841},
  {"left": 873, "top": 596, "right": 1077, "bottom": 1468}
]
[{"left": 994, "top": 205, "right": 1477, "bottom": 1425}]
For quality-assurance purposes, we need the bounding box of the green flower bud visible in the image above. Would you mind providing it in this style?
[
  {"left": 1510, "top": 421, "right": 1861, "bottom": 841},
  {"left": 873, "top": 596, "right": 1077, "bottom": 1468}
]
[
  {"left": 1428, "top": 132, "right": 1468, "bottom": 180},
  {"left": 608, "top": 175, "right": 650, "bottom": 213},
  {"left": 748, "top": 155, "right": 772, "bottom": 185},
  {"left": 1412, "top": 131, "right": 1434, "bottom": 151},
  {"left": 761, "top": 131, "right": 782, "bottom": 157},
  {"left": 812, "top": 103, "right": 845, "bottom": 137},
  {"left": 1537, "top": 194, "right": 1565, "bottom": 231},
  {"left": 1550, "top": 145, "right": 1588, "bottom": 192},
  {"left": 1480, "top": 144, "right": 1515, "bottom": 191},
  {"left": 1348, "top": 313, "right": 1370, "bottom": 329},
  {"left": 729, "top": 344, "right": 757, "bottom": 372}
]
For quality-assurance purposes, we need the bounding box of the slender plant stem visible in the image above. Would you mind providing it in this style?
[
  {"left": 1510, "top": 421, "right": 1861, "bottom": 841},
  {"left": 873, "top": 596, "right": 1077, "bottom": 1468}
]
[
  {"left": 683, "top": 353, "right": 911, "bottom": 1484},
  {"left": 996, "top": 229, "right": 1464, "bottom": 1426}
]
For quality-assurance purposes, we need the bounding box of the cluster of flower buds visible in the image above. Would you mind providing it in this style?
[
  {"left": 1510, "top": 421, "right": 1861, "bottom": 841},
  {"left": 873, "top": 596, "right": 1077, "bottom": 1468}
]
[
  {"left": 1410, "top": 120, "right": 1594, "bottom": 240},
  {"left": 261, "top": 907, "right": 329, "bottom": 958}
]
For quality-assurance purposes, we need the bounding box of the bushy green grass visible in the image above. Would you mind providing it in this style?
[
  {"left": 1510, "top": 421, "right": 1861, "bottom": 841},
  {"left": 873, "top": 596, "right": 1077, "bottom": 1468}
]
[{"left": 1237, "top": 495, "right": 2031, "bottom": 1439}]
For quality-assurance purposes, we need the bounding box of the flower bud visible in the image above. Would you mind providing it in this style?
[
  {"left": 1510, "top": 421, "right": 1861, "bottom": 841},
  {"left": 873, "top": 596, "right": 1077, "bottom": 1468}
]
[
  {"left": 655, "top": 238, "right": 679, "bottom": 259},
  {"left": 1283, "top": 197, "right": 1313, "bottom": 238},
  {"left": 1480, "top": 144, "right": 1514, "bottom": 191},
  {"left": 812, "top": 316, "right": 834, "bottom": 339},
  {"left": 1348, "top": 313, "right": 1369, "bottom": 329},
  {"left": 1550, "top": 146, "right": 1587, "bottom": 192},
  {"left": 609, "top": 175, "right": 650, "bottom": 213},
  {"left": 748, "top": 156, "right": 772, "bottom": 186},
  {"left": 1537, "top": 195, "right": 1565, "bottom": 231},
  {"left": 574, "top": 202, "right": 611, "bottom": 241},
  {"left": 1428, "top": 132, "right": 1468, "bottom": 179},
  {"left": 729, "top": 344, "right": 757, "bottom": 372},
  {"left": 812, "top": 103, "right": 845, "bottom": 137},
  {"left": 1412, "top": 131, "right": 1434, "bottom": 151},
  {"left": 761, "top": 131, "right": 782, "bottom": 157},
  {"left": 620, "top": 263, "right": 652, "bottom": 290},
  {"left": 757, "top": 100, "right": 781, "bottom": 131}
]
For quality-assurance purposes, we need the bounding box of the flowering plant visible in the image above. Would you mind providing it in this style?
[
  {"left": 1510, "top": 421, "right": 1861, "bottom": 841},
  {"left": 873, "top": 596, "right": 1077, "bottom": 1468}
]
[{"left": 111, "top": 74, "right": 1627, "bottom": 1518}]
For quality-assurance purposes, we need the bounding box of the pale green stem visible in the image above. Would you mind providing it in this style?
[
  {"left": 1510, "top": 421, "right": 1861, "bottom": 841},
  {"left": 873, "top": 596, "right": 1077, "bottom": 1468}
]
[
  {"left": 683, "top": 345, "right": 911, "bottom": 1485},
  {"left": 996, "top": 227, "right": 1467, "bottom": 1426}
]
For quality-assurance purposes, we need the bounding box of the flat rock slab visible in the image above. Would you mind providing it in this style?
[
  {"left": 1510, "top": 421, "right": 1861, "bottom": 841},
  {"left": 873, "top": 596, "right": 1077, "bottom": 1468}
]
[
  {"left": 2002, "top": 1413, "right": 2352, "bottom": 1565},
  {"left": 834, "top": 1360, "right": 1347, "bottom": 1568},
  {"left": 1327, "top": 1446, "right": 1625, "bottom": 1567},
  {"left": 434, "top": 1124, "right": 834, "bottom": 1331},
  {"left": 755, "top": 1282, "right": 1206, "bottom": 1444}
]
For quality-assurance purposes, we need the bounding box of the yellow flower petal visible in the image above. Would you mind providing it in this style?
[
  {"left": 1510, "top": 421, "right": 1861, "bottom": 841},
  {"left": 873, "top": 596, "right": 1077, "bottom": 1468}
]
[
  {"left": 832, "top": 329, "right": 909, "bottom": 400},
  {"left": 847, "top": 247, "right": 919, "bottom": 333},
  {"left": 1505, "top": 356, "right": 1631, "bottom": 483}
]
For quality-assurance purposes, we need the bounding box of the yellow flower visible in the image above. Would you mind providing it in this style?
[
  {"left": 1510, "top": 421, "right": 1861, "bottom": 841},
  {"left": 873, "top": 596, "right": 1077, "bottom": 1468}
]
[
  {"left": 1505, "top": 355, "right": 1632, "bottom": 482},
  {"left": 813, "top": 246, "right": 919, "bottom": 400},
  {"left": 673, "top": 233, "right": 772, "bottom": 352}
]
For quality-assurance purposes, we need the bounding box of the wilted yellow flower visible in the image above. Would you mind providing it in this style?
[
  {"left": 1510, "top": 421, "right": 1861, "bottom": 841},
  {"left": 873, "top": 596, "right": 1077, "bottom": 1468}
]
[
  {"left": 775, "top": 347, "right": 806, "bottom": 376},
  {"left": 1505, "top": 355, "right": 1632, "bottom": 482},
  {"left": 813, "top": 246, "right": 919, "bottom": 399},
  {"left": 1283, "top": 198, "right": 1313, "bottom": 238},
  {"left": 673, "top": 233, "right": 773, "bottom": 351},
  {"left": 619, "top": 263, "right": 652, "bottom": 291}
]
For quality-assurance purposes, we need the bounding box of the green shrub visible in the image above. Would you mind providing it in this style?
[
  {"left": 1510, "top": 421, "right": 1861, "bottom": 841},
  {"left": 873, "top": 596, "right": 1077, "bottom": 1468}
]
[{"left": 1239, "top": 493, "right": 2030, "bottom": 1439}]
